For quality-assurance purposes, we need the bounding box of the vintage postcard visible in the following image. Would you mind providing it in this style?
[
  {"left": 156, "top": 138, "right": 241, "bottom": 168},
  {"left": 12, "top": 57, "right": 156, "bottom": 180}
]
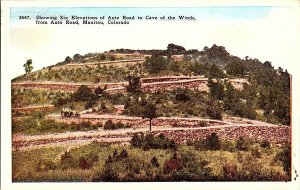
[{"left": 1, "top": 0, "right": 300, "bottom": 190}]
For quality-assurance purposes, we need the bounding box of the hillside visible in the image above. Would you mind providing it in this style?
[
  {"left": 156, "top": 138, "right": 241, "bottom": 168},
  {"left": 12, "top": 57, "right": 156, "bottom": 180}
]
[
  {"left": 11, "top": 44, "right": 291, "bottom": 182},
  {"left": 12, "top": 44, "right": 290, "bottom": 125}
]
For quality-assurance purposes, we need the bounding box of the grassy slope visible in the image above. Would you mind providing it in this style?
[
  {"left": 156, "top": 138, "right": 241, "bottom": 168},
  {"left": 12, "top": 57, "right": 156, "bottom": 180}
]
[{"left": 13, "top": 143, "right": 287, "bottom": 182}]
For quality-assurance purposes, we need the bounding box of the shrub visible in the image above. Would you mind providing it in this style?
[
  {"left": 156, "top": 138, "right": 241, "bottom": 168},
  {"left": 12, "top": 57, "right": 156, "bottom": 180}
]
[
  {"left": 163, "top": 158, "right": 183, "bottom": 174},
  {"left": 105, "top": 155, "right": 113, "bottom": 164},
  {"left": 79, "top": 156, "right": 91, "bottom": 169},
  {"left": 175, "top": 92, "right": 190, "bottom": 102},
  {"left": 130, "top": 133, "right": 141, "bottom": 147},
  {"left": 251, "top": 146, "right": 262, "bottom": 158},
  {"left": 195, "top": 133, "right": 220, "bottom": 151},
  {"left": 205, "top": 105, "right": 222, "bottom": 120},
  {"left": 112, "top": 149, "right": 118, "bottom": 158},
  {"left": 94, "top": 122, "right": 103, "bottom": 128},
  {"left": 199, "top": 121, "right": 207, "bottom": 127},
  {"left": 194, "top": 139, "right": 207, "bottom": 151},
  {"left": 100, "top": 54, "right": 106, "bottom": 60},
  {"left": 275, "top": 144, "right": 291, "bottom": 175},
  {"left": 115, "top": 122, "right": 128, "bottom": 129},
  {"left": 85, "top": 99, "right": 95, "bottom": 109},
  {"left": 220, "top": 140, "right": 235, "bottom": 152},
  {"left": 109, "top": 55, "right": 116, "bottom": 61},
  {"left": 104, "top": 120, "right": 115, "bottom": 129},
  {"left": 222, "top": 164, "right": 238, "bottom": 180},
  {"left": 35, "top": 160, "right": 56, "bottom": 172},
  {"left": 73, "top": 85, "right": 94, "bottom": 101},
  {"left": 78, "top": 152, "right": 99, "bottom": 169},
  {"left": 151, "top": 156, "right": 160, "bottom": 167},
  {"left": 236, "top": 137, "right": 250, "bottom": 151},
  {"left": 52, "top": 97, "right": 70, "bottom": 107},
  {"left": 260, "top": 139, "right": 271, "bottom": 148},
  {"left": 103, "top": 120, "right": 130, "bottom": 130},
  {"left": 130, "top": 133, "right": 176, "bottom": 150},
  {"left": 80, "top": 121, "right": 92, "bottom": 130},
  {"left": 96, "top": 165, "right": 119, "bottom": 181},
  {"left": 60, "top": 151, "right": 77, "bottom": 170},
  {"left": 94, "top": 87, "right": 104, "bottom": 96},
  {"left": 206, "top": 133, "right": 220, "bottom": 150},
  {"left": 32, "top": 111, "right": 44, "bottom": 119},
  {"left": 118, "top": 149, "right": 128, "bottom": 159},
  {"left": 126, "top": 76, "right": 142, "bottom": 94}
]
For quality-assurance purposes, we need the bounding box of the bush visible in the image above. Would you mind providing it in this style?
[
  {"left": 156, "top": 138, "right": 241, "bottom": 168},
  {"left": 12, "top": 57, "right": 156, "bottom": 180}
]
[
  {"left": 251, "top": 146, "right": 262, "bottom": 158},
  {"left": 73, "top": 85, "right": 94, "bottom": 101},
  {"left": 220, "top": 140, "right": 235, "bottom": 152},
  {"left": 85, "top": 99, "right": 95, "bottom": 109},
  {"left": 205, "top": 105, "right": 222, "bottom": 120},
  {"left": 222, "top": 164, "right": 238, "bottom": 180},
  {"left": 104, "top": 120, "right": 115, "bottom": 129},
  {"left": 199, "top": 121, "right": 207, "bottom": 127},
  {"left": 35, "top": 160, "right": 56, "bottom": 172},
  {"left": 130, "top": 133, "right": 141, "bottom": 147},
  {"left": 163, "top": 158, "right": 183, "bottom": 174},
  {"left": 175, "top": 92, "right": 190, "bottom": 102},
  {"left": 109, "top": 55, "right": 116, "bottom": 61},
  {"left": 32, "top": 111, "right": 45, "bottom": 119},
  {"left": 275, "top": 144, "right": 291, "bottom": 175},
  {"left": 151, "top": 156, "right": 160, "bottom": 167},
  {"left": 236, "top": 137, "right": 250, "bottom": 151},
  {"left": 79, "top": 156, "right": 92, "bottom": 169},
  {"left": 206, "top": 133, "right": 220, "bottom": 150},
  {"left": 112, "top": 149, "right": 118, "bottom": 158},
  {"left": 60, "top": 151, "right": 77, "bottom": 170},
  {"left": 105, "top": 155, "right": 113, "bottom": 164},
  {"left": 194, "top": 139, "right": 207, "bottom": 151},
  {"left": 144, "top": 55, "right": 169, "bottom": 74},
  {"left": 96, "top": 165, "right": 119, "bottom": 181},
  {"left": 260, "top": 139, "right": 271, "bottom": 148},
  {"left": 94, "top": 87, "right": 104, "bottom": 96},
  {"left": 78, "top": 152, "right": 99, "bottom": 170},
  {"left": 130, "top": 133, "right": 176, "bottom": 150},
  {"left": 103, "top": 120, "right": 130, "bottom": 130},
  {"left": 126, "top": 76, "right": 142, "bottom": 94},
  {"left": 195, "top": 133, "right": 220, "bottom": 151},
  {"left": 118, "top": 149, "right": 128, "bottom": 159}
]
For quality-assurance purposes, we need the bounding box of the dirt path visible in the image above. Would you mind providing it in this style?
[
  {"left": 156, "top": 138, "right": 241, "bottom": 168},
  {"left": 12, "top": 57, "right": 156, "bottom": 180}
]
[
  {"left": 11, "top": 77, "right": 207, "bottom": 92},
  {"left": 12, "top": 76, "right": 248, "bottom": 93},
  {"left": 12, "top": 104, "right": 55, "bottom": 113},
  {"left": 12, "top": 112, "right": 285, "bottom": 151},
  {"left": 13, "top": 123, "right": 284, "bottom": 151},
  {"left": 46, "top": 113, "right": 232, "bottom": 129},
  {"left": 49, "top": 59, "right": 144, "bottom": 71}
]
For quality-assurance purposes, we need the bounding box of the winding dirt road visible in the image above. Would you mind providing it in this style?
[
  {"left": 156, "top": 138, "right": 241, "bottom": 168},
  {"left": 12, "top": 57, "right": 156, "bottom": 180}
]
[
  {"left": 11, "top": 76, "right": 248, "bottom": 93},
  {"left": 13, "top": 120, "right": 288, "bottom": 151}
]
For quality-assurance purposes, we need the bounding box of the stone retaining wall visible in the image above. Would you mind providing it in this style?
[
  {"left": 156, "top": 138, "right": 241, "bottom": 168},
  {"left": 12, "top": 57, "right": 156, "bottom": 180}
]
[
  {"left": 151, "top": 125, "right": 290, "bottom": 144},
  {"left": 141, "top": 76, "right": 203, "bottom": 83},
  {"left": 142, "top": 79, "right": 209, "bottom": 92}
]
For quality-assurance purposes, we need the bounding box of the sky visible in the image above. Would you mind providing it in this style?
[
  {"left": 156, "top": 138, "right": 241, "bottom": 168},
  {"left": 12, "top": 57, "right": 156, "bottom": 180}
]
[{"left": 8, "top": 6, "right": 300, "bottom": 78}]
